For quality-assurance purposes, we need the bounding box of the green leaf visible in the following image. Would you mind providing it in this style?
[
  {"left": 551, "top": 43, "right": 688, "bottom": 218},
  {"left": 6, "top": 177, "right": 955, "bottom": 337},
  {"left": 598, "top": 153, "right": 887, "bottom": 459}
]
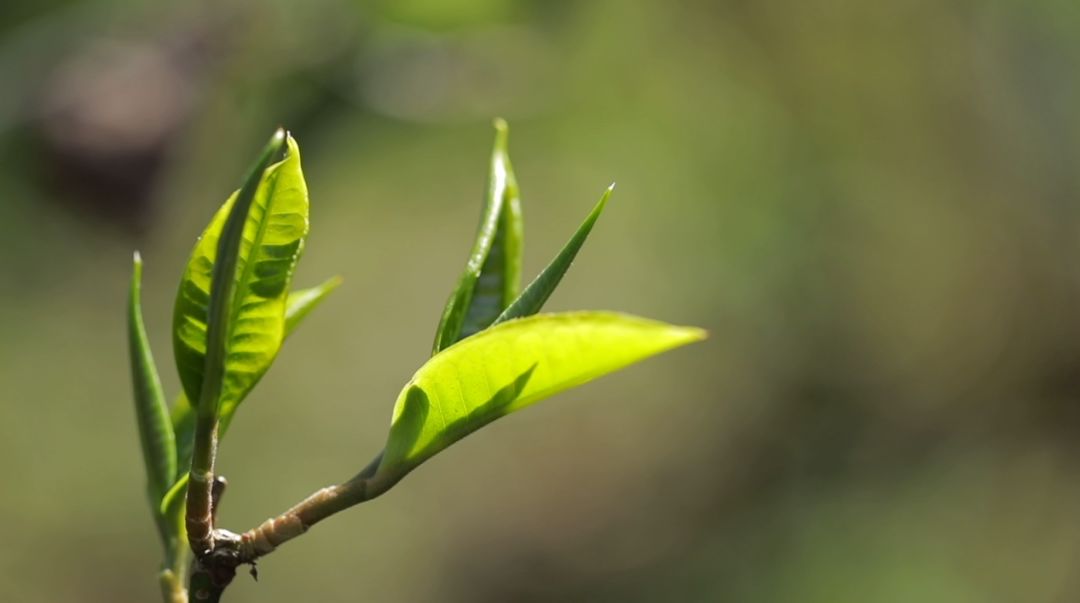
[
  {"left": 172, "top": 131, "right": 308, "bottom": 431},
  {"left": 162, "top": 276, "right": 341, "bottom": 513},
  {"left": 378, "top": 312, "right": 706, "bottom": 481},
  {"left": 169, "top": 276, "right": 341, "bottom": 468},
  {"left": 159, "top": 468, "right": 189, "bottom": 520},
  {"left": 286, "top": 276, "right": 343, "bottom": 334},
  {"left": 493, "top": 185, "right": 611, "bottom": 326},
  {"left": 432, "top": 118, "right": 523, "bottom": 353},
  {"left": 169, "top": 395, "right": 195, "bottom": 483},
  {"left": 127, "top": 252, "right": 177, "bottom": 520}
]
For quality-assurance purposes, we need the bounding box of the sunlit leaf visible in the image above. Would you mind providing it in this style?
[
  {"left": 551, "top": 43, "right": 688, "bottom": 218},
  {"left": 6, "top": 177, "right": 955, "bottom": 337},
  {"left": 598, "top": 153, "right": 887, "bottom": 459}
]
[
  {"left": 172, "top": 132, "right": 307, "bottom": 430},
  {"left": 127, "top": 251, "right": 177, "bottom": 532},
  {"left": 285, "top": 276, "right": 343, "bottom": 334},
  {"left": 432, "top": 119, "right": 523, "bottom": 353},
  {"left": 378, "top": 312, "right": 706, "bottom": 481},
  {"left": 162, "top": 276, "right": 339, "bottom": 512},
  {"left": 493, "top": 185, "right": 611, "bottom": 326}
]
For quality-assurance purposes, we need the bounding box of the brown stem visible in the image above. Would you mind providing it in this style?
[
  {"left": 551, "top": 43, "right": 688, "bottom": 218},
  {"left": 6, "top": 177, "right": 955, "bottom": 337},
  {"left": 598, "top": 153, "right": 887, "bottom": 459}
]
[
  {"left": 237, "top": 453, "right": 390, "bottom": 562},
  {"left": 185, "top": 439, "right": 216, "bottom": 556},
  {"left": 211, "top": 476, "right": 228, "bottom": 521},
  {"left": 187, "top": 555, "right": 234, "bottom": 603},
  {"left": 184, "top": 453, "right": 394, "bottom": 601}
]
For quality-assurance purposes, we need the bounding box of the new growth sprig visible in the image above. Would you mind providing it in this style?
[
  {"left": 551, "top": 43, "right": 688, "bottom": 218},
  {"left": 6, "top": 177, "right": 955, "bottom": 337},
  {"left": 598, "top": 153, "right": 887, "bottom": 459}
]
[{"left": 127, "top": 120, "right": 705, "bottom": 602}]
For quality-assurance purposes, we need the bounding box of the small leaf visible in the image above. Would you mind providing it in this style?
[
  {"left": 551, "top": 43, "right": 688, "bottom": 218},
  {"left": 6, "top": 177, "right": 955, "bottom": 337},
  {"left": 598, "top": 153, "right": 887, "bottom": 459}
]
[
  {"left": 432, "top": 119, "right": 523, "bottom": 353},
  {"left": 169, "top": 394, "right": 195, "bottom": 482},
  {"left": 286, "top": 276, "right": 343, "bottom": 334},
  {"left": 128, "top": 252, "right": 177, "bottom": 517},
  {"left": 493, "top": 185, "right": 611, "bottom": 326},
  {"left": 157, "top": 469, "right": 187, "bottom": 520},
  {"left": 378, "top": 312, "right": 705, "bottom": 481},
  {"left": 172, "top": 131, "right": 308, "bottom": 431}
]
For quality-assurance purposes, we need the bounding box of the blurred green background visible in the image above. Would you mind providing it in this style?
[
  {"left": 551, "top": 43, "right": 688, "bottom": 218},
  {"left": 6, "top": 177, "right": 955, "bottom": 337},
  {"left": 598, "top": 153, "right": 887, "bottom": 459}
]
[{"left": 2, "top": 0, "right": 1080, "bottom": 601}]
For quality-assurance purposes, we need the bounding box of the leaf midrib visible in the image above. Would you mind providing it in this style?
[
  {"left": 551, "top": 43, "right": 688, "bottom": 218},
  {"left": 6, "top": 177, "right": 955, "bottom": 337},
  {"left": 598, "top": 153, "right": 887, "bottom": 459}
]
[{"left": 226, "top": 162, "right": 284, "bottom": 351}]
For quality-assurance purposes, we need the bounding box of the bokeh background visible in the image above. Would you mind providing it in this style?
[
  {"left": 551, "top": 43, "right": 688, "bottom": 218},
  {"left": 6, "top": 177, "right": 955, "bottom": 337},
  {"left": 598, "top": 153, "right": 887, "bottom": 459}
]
[{"left": 2, "top": 1, "right": 1080, "bottom": 601}]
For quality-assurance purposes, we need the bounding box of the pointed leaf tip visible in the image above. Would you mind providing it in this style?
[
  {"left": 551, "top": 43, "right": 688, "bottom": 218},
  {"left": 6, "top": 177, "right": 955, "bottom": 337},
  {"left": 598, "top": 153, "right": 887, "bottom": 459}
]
[
  {"left": 380, "top": 312, "right": 706, "bottom": 480},
  {"left": 128, "top": 252, "right": 177, "bottom": 534},
  {"left": 284, "top": 276, "right": 344, "bottom": 337},
  {"left": 432, "top": 120, "right": 524, "bottom": 352},
  {"left": 492, "top": 186, "right": 611, "bottom": 326},
  {"left": 172, "top": 127, "right": 309, "bottom": 432},
  {"left": 676, "top": 325, "right": 708, "bottom": 342}
]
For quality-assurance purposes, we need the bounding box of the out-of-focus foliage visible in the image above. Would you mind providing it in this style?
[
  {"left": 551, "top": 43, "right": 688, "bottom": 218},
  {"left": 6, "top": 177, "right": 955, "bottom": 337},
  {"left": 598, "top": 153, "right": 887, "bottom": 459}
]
[{"left": 2, "top": 1, "right": 1080, "bottom": 602}]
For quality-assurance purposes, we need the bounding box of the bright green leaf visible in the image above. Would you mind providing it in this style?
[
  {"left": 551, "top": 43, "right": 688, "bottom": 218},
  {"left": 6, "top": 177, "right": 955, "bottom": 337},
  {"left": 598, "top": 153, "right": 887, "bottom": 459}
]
[
  {"left": 432, "top": 118, "right": 523, "bottom": 353},
  {"left": 127, "top": 252, "right": 177, "bottom": 527},
  {"left": 172, "top": 132, "right": 308, "bottom": 431},
  {"left": 176, "top": 132, "right": 294, "bottom": 549},
  {"left": 493, "top": 185, "right": 611, "bottom": 326},
  {"left": 285, "top": 276, "right": 343, "bottom": 334},
  {"left": 378, "top": 312, "right": 706, "bottom": 481},
  {"left": 162, "top": 275, "right": 340, "bottom": 512}
]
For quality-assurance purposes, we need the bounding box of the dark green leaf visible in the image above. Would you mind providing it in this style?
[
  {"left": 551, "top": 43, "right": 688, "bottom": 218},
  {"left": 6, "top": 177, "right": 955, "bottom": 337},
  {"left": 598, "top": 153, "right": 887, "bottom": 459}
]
[
  {"left": 432, "top": 119, "right": 523, "bottom": 353},
  {"left": 493, "top": 185, "right": 611, "bottom": 326}
]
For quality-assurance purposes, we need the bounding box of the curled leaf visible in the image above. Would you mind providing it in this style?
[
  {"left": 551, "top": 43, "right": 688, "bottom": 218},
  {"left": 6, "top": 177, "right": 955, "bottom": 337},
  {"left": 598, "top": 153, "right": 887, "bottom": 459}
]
[
  {"left": 172, "top": 132, "right": 308, "bottom": 430},
  {"left": 432, "top": 119, "right": 523, "bottom": 353}
]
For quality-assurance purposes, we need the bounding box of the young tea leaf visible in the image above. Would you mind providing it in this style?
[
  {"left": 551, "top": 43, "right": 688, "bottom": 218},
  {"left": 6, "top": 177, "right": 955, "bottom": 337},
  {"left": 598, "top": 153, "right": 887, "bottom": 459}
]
[
  {"left": 172, "top": 132, "right": 308, "bottom": 431},
  {"left": 432, "top": 119, "right": 523, "bottom": 353},
  {"left": 378, "top": 312, "right": 706, "bottom": 482},
  {"left": 493, "top": 185, "right": 611, "bottom": 326},
  {"left": 285, "top": 276, "right": 343, "bottom": 334},
  {"left": 162, "top": 276, "right": 341, "bottom": 512},
  {"left": 128, "top": 252, "right": 177, "bottom": 523}
]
